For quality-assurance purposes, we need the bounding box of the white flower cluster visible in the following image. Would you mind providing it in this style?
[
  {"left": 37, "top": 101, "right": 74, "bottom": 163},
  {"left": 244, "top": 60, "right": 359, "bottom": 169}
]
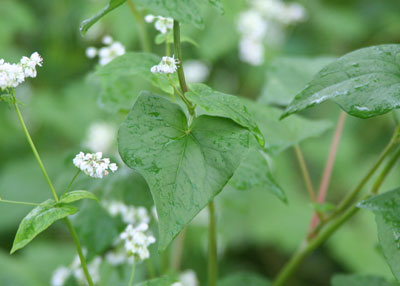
[
  {"left": 172, "top": 270, "right": 199, "bottom": 286},
  {"left": 73, "top": 152, "right": 118, "bottom": 179},
  {"left": 86, "top": 35, "right": 126, "bottom": 66},
  {"left": 103, "top": 201, "right": 150, "bottom": 225},
  {"left": 145, "top": 15, "right": 174, "bottom": 34},
  {"left": 0, "top": 52, "right": 43, "bottom": 90},
  {"left": 151, "top": 55, "right": 178, "bottom": 74},
  {"left": 237, "top": 0, "right": 306, "bottom": 65},
  {"left": 51, "top": 253, "right": 102, "bottom": 286},
  {"left": 120, "top": 223, "right": 156, "bottom": 261},
  {"left": 83, "top": 122, "right": 116, "bottom": 153}
]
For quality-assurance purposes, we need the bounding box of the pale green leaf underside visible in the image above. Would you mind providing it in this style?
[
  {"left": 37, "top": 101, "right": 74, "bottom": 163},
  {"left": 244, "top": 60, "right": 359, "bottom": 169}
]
[
  {"left": 118, "top": 91, "right": 250, "bottom": 250},
  {"left": 218, "top": 272, "right": 271, "bottom": 286},
  {"left": 243, "top": 98, "right": 332, "bottom": 155},
  {"left": 80, "top": 0, "right": 126, "bottom": 36},
  {"left": 260, "top": 55, "right": 335, "bottom": 106},
  {"left": 60, "top": 190, "right": 98, "bottom": 204},
  {"left": 187, "top": 83, "right": 265, "bottom": 146},
  {"left": 358, "top": 188, "right": 400, "bottom": 282},
  {"left": 282, "top": 44, "right": 400, "bottom": 119},
  {"left": 331, "top": 274, "right": 394, "bottom": 286},
  {"left": 225, "top": 146, "right": 286, "bottom": 202},
  {"left": 11, "top": 200, "right": 77, "bottom": 254}
]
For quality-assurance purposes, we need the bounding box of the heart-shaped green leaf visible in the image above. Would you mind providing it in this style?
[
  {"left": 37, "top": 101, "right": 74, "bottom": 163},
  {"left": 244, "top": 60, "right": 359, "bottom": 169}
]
[
  {"left": 331, "top": 274, "right": 394, "bottom": 286},
  {"left": 187, "top": 83, "right": 265, "bottom": 146},
  {"left": 60, "top": 190, "right": 98, "bottom": 204},
  {"left": 11, "top": 200, "right": 77, "bottom": 254},
  {"left": 358, "top": 188, "right": 400, "bottom": 282},
  {"left": 118, "top": 91, "right": 250, "bottom": 250},
  {"left": 80, "top": 0, "right": 126, "bottom": 36},
  {"left": 282, "top": 44, "right": 400, "bottom": 119}
]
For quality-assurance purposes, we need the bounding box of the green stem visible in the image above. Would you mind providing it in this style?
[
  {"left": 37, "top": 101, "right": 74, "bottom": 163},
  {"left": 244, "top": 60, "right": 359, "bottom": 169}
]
[
  {"left": 173, "top": 20, "right": 188, "bottom": 93},
  {"left": 171, "top": 228, "right": 186, "bottom": 271},
  {"left": 294, "top": 145, "right": 317, "bottom": 202},
  {"left": 62, "top": 169, "right": 80, "bottom": 196},
  {"left": 208, "top": 201, "right": 217, "bottom": 286},
  {"left": 146, "top": 259, "right": 156, "bottom": 279},
  {"left": 0, "top": 199, "right": 40, "bottom": 207},
  {"left": 129, "top": 261, "right": 136, "bottom": 286},
  {"left": 162, "top": 248, "right": 170, "bottom": 274},
  {"left": 14, "top": 102, "right": 59, "bottom": 202},
  {"left": 273, "top": 132, "right": 400, "bottom": 286},
  {"left": 127, "top": 0, "right": 151, "bottom": 53},
  {"left": 65, "top": 218, "right": 94, "bottom": 286}
]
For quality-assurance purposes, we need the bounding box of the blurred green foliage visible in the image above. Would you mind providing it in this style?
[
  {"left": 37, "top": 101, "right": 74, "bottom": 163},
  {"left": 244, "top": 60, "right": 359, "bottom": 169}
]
[{"left": 1, "top": 0, "right": 400, "bottom": 285}]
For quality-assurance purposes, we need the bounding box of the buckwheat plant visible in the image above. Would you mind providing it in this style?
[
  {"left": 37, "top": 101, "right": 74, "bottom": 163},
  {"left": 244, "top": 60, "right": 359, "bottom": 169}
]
[{"left": 3, "top": 0, "right": 400, "bottom": 286}]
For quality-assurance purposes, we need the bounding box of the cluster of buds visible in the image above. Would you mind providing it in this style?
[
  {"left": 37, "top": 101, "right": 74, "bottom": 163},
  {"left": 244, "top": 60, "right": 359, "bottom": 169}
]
[
  {"left": 73, "top": 152, "right": 118, "bottom": 179},
  {"left": 145, "top": 15, "right": 174, "bottom": 34},
  {"left": 103, "top": 201, "right": 150, "bottom": 225},
  {"left": 0, "top": 52, "right": 43, "bottom": 91},
  {"left": 120, "top": 223, "right": 156, "bottom": 261},
  {"left": 151, "top": 55, "right": 178, "bottom": 74},
  {"left": 86, "top": 35, "right": 125, "bottom": 66}
]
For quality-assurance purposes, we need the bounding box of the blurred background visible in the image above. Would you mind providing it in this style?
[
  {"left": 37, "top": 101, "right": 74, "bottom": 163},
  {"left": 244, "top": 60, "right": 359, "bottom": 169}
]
[{"left": 1, "top": 0, "right": 400, "bottom": 285}]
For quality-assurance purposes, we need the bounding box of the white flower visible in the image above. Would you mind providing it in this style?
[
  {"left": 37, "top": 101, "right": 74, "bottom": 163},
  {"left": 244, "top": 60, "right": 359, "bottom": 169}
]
[
  {"left": 179, "top": 270, "right": 199, "bottom": 286},
  {"left": 145, "top": 15, "right": 174, "bottom": 34},
  {"left": 83, "top": 122, "right": 116, "bottom": 153},
  {"left": 239, "top": 37, "right": 264, "bottom": 66},
  {"left": 151, "top": 56, "right": 178, "bottom": 74},
  {"left": 51, "top": 267, "right": 70, "bottom": 286},
  {"left": 183, "top": 60, "right": 210, "bottom": 83},
  {"left": 20, "top": 52, "right": 43, "bottom": 78},
  {"left": 105, "top": 249, "right": 129, "bottom": 266},
  {"left": 85, "top": 47, "right": 98, "bottom": 59},
  {"left": 102, "top": 35, "right": 113, "bottom": 45},
  {"left": 238, "top": 10, "right": 268, "bottom": 40},
  {"left": 72, "top": 256, "right": 102, "bottom": 285},
  {"left": 120, "top": 223, "right": 156, "bottom": 261},
  {"left": 73, "top": 151, "right": 118, "bottom": 179},
  {"left": 172, "top": 283, "right": 183, "bottom": 286},
  {"left": 98, "top": 41, "right": 126, "bottom": 66}
]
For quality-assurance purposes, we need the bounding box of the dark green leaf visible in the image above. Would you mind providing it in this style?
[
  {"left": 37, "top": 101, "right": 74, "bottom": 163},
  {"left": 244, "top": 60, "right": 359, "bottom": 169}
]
[
  {"left": 259, "top": 56, "right": 335, "bottom": 106},
  {"left": 60, "top": 190, "right": 98, "bottom": 204},
  {"left": 244, "top": 99, "right": 332, "bottom": 155},
  {"left": 80, "top": 0, "right": 126, "bottom": 36},
  {"left": 72, "top": 200, "right": 121, "bottom": 259},
  {"left": 358, "top": 188, "right": 400, "bottom": 281},
  {"left": 282, "top": 44, "right": 400, "bottom": 119},
  {"left": 187, "top": 83, "right": 265, "bottom": 146},
  {"left": 136, "top": 277, "right": 178, "bottom": 286},
  {"left": 225, "top": 146, "right": 286, "bottom": 202},
  {"left": 11, "top": 200, "right": 77, "bottom": 254},
  {"left": 118, "top": 91, "right": 250, "bottom": 250},
  {"left": 218, "top": 272, "right": 271, "bottom": 286},
  {"left": 331, "top": 274, "right": 394, "bottom": 286}
]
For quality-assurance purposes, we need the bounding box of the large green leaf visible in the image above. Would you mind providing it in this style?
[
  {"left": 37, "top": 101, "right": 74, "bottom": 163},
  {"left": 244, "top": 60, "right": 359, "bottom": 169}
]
[
  {"left": 225, "top": 146, "right": 286, "bottom": 202},
  {"left": 187, "top": 83, "right": 265, "bottom": 146},
  {"left": 80, "top": 0, "right": 126, "bottom": 35},
  {"left": 11, "top": 200, "right": 77, "bottom": 254},
  {"left": 60, "top": 190, "right": 98, "bottom": 204},
  {"left": 131, "top": 0, "right": 223, "bottom": 28},
  {"left": 118, "top": 91, "right": 250, "bottom": 250},
  {"left": 259, "top": 56, "right": 335, "bottom": 106},
  {"left": 358, "top": 188, "right": 400, "bottom": 281},
  {"left": 331, "top": 274, "right": 395, "bottom": 286},
  {"left": 93, "top": 52, "right": 173, "bottom": 112},
  {"left": 282, "top": 44, "right": 400, "bottom": 119},
  {"left": 244, "top": 99, "right": 332, "bottom": 155},
  {"left": 218, "top": 272, "right": 271, "bottom": 286}
]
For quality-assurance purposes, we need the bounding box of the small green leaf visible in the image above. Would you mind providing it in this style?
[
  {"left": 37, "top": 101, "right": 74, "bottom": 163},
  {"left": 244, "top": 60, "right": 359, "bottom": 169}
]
[
  {"left": 136, "top": 277, "right": 178, "bottom": 286},
  {"left": 187, "top": 83, "right": 265, "bottom": 146},
  {"left": 243, "top": 99, "right": 332, "bottom": 155},
  {"left": 118, "top": 91, "right": 250, "bottom": 250},
  {"left": 11, "top": 200, "right": 77, "bottom": 254},
  {"left": 259, "top": 55, "right": 335, "bottom": 106},
  {"left": 282, "top": 44, "right": 400, "bottom": 119},
  {"left": 218, "top": 272, "right": 271, "bottom": 286},
  {"left": 155, "top": 33, "right": 199, "bottom": 47},
  {"left": 312, "top": 202, "right": 336, "bottom": 213},
  {"left": 226, "top": 146, "right": 286, "bottom": 202},
  {"left": 331, "top": 274, "right": 394, "bottom": 286},
  {"left": 358, "top": 188, "right": 400, "bottom": 282},
  {"left": 80, "top": 0, "right": 126, "bottom": 36},
  {"left": 60, "top": 190, "right": 98, "bottom": 204}
]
